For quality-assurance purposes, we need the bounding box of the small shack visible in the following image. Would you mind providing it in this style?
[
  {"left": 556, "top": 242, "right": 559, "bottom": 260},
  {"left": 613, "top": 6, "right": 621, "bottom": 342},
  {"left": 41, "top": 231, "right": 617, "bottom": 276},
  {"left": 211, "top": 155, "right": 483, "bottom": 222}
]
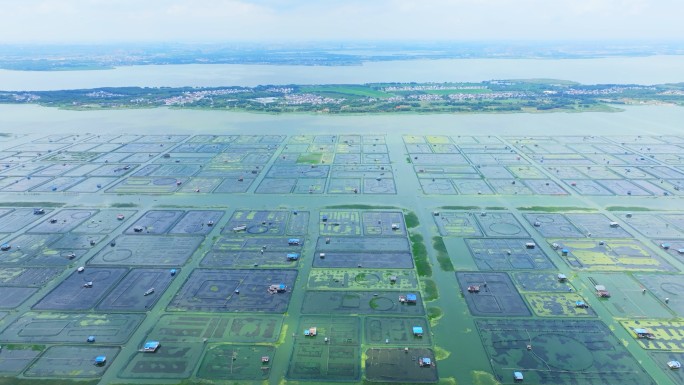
[
  {"left": 405, "top": 293, "right": 417, "bottom": 304},
  {"left": 288, "top": 238, "right": 300, "bottom": 246},
  {"left": 94, "top": 356, "right": 106, "bottom": 366},
  {"left": 575, "top": 300, "right": 588, "bottom": 308},
  {"left": 1, "top": 243, "right": 10, "bottom": 251},
  {"left": 668, "top": 360, "right": 681, "bottom": 370},
  {"left": 391, "top": 223, "right": 400, "bottom": 230},
  {"left": 595, "top": 285, "right": 611, "bottom": 298},
  {"left": 418, "top": 357, "right": 432, "bottom": 367},
  {"left": 661, "top": 243, "right": 671, "bottom": 250},
  {"left": 557, "top": 273, "right": 567, "bottom": 282},
  {"left": 286, "top": 253, "right": 299, "bottom": 261},
  {"left": 467, "top": 285, "right": 480, "bottom": 293},
  {"left": 609, "top": 222, "right": 619, "bottom": 228},
  {"left": 412, "top": 326, "right": 424, "bottom": 337},
  {"left": 304, "top": 327, "right": 317, "bottom": 337},
  {"left": 514, "top": 371, "right": 524, "bottom": 382},
  {"left": 142, "top": 341, "right": 160, "bottom": 352},
  {"left": 33, "top": 208, "right": 45, "bottom": 215},
  {"left": 87, "top": 336, "right": 95, "bottom": 343},
  {"left": 268, "top": 284, "right": 287, "bottom": 294},
  {"left": 525, "top": 242, "right": 536, "bottom": 249},
  {"left": 233, "top": 225, "right": 247, "bottom": 232},
  {"left": 634, "top": 328, "right": 655, "bottom": 339}
]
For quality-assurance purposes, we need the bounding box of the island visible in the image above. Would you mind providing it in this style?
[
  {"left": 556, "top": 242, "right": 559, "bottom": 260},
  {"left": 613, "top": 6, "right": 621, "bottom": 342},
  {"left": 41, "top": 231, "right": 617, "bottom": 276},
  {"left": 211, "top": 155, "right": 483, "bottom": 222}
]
[{"left": 2, "top": 79, "right": 683, "bottom": 114}]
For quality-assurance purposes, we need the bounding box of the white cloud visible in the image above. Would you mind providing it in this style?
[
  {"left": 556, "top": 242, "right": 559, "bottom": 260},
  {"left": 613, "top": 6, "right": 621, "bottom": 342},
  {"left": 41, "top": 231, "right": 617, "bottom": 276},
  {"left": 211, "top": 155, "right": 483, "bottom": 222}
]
[{"left": 0, "top": 0, "right": 681, "bottom": 43}]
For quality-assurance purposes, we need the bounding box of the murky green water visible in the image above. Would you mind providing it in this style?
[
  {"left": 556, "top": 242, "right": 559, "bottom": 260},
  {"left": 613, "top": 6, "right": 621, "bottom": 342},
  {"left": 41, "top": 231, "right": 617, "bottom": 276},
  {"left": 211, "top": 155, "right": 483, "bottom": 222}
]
[{"left": 1, "top": 104, "right": 683, "bottom": 385}]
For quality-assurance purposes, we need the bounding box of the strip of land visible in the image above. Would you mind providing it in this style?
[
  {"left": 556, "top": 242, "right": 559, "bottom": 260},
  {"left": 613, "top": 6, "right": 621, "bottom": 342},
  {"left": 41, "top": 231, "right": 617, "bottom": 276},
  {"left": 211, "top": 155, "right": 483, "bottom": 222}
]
[{"left": 2, "top": 80, "right": 683, "bottom": 114}]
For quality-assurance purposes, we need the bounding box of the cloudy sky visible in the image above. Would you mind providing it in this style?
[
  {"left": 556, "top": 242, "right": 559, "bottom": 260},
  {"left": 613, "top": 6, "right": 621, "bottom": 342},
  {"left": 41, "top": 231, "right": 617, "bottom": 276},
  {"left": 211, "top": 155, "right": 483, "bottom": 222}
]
[{"left": 0, "top": 0, "right": 681, "bottom": 43}]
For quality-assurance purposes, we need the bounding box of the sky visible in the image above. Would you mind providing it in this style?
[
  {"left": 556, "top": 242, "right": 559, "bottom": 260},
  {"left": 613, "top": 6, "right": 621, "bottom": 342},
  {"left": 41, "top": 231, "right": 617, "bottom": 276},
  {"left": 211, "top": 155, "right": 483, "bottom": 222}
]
[{"left": 0, "top": 0, "right": 682, "bottom": 43}]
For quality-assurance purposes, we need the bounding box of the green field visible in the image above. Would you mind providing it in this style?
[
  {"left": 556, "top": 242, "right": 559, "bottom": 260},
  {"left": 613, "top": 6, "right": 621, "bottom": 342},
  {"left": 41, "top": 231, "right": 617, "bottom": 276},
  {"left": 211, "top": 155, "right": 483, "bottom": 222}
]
[{"left": 300, "top": 85, "right": 393, "bottom": 98}]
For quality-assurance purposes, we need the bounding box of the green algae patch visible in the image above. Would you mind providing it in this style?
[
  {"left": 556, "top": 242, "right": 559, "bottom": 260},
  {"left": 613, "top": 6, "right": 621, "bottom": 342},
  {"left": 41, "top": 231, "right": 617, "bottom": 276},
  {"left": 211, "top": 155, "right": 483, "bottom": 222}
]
[
  {"left": 404, "top": 211, "right": 420, "bottom": 228},
  {"left": 440, "top": 205, "right": 480, "bottom": 210},
  {"left": 427, "top": 306, "right": 444, "bottom": 326},
  {"left": 432, "top": 236, "right": 454, "bottom": 272},
  {"left": 605, "top": 206, "right": 653, "bottom": 212},
  {"left": 110, "top": 202, "right": 138, "bottom": 208},
  {"left": 472, "top": 370, "right": 501, "bottom": 385},
  {"left": 421, "top": 278, "right": 439, "bottom": 301},
  {"left": 325, "top": 204, "right": 399, "bottom": 210},
  {"left": 518, "top": 206, "right": 595, "bottom": 212},
  {"left": 410, "top": 233, "right": 432, "bottom": 277},
  {"left": 434, "top": 345, "right": 451, "bottom": 361},
  {"left": 0, "top": 202, "right": 64, "bottom": 208}
]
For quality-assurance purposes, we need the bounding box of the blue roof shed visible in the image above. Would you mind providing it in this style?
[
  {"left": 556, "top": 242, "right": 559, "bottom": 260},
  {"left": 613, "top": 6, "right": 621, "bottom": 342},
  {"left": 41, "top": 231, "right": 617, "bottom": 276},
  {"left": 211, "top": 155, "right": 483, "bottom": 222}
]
[
  {"left": 287, "top": 253, "right": 299, "bottom": 260},
  {"left": 406, "top": 294, "right": 417, "bottom": 302},
  {"left": 413, "top": 326, "right": 424, "bottom": 335},
  {"left": 95, "top": 356, "right": 106, "bottom": 365},
  {"left": 143, "top": 341, "right": 160, "bottom": 352}
]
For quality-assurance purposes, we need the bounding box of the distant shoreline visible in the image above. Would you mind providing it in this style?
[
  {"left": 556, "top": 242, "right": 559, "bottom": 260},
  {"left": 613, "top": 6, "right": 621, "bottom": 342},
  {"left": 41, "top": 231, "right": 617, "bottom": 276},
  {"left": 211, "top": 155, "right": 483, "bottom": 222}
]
[{"left": 2, "top": 41, "right": 683, "bottom": 72}]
